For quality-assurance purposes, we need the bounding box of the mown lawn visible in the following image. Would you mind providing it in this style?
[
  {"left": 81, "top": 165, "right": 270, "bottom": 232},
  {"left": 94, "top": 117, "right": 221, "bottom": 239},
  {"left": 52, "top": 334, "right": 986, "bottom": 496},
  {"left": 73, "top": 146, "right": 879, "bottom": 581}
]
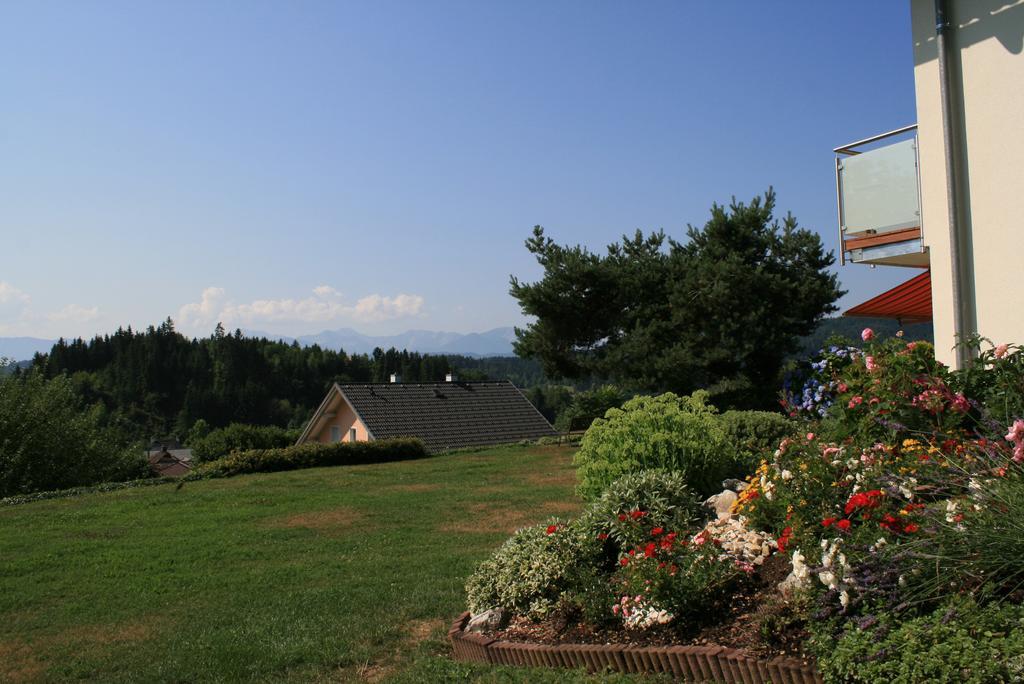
[{"left": 0, "top": 444, "right": 662, "bottom": 682}]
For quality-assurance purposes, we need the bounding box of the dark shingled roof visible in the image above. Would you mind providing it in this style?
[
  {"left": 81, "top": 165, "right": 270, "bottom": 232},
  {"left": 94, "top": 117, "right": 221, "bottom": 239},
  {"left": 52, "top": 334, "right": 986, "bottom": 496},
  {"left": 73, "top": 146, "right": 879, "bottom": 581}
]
[{"left": 336, "top": 380, "right": 557, "bottom": 453}]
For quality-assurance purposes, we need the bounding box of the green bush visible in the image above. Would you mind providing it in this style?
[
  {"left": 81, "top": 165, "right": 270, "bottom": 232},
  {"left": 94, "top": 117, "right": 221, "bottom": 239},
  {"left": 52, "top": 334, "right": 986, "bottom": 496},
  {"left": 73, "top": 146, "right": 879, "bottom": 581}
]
[
  {"left": 580, "top": 469, "right": 701, "bottom": 550},
  {"left": 192, "top": 438, "right": 427, "bottom": 479},
  {"left": 573, "top": 391, "right": 734, "bottom": 500},
  {"left": 189, "top": 422, "right": 300, "bottom": 462},
  {"left": 0, "top": 372, "right": 146, "bottom": 497},
  {"left": 554, "top": 385, "right": 630, "bottom": 432},
  {"left": 465, "top": 519, "right": 603, "bottom": 618},
  {"left": 719, "top": 409, "right": 795, "bottom": 473},
  {"left": 813, "top": 597, "right": 1024, "bottom": 684}
]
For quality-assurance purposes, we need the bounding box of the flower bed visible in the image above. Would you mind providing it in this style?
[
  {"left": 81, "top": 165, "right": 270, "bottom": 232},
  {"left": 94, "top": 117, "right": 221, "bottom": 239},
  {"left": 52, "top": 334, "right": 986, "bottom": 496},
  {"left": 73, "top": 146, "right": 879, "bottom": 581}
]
[
  {"left": 458, "top": 333, "right": 1024, "bottom": 683},
  {"left": 448, "top": 611, "right": 823, "bottom": 683}
]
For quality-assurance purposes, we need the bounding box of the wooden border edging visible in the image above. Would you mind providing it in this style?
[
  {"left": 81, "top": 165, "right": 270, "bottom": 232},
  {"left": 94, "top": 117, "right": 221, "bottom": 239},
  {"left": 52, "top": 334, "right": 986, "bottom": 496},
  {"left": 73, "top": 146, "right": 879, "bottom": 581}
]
[{"left": 449, "top": 612, "right": 822, "bottom": 683}]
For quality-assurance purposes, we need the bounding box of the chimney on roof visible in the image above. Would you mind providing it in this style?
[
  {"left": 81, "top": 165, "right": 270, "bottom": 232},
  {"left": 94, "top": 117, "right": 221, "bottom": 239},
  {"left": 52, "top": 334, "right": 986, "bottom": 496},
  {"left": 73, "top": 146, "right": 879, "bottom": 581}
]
[
  {"left": 389, "top": 373, "right": 401, "bottom": 383},
  {"left": 445, "top": 372, "right": 457, "bottom": 382}
]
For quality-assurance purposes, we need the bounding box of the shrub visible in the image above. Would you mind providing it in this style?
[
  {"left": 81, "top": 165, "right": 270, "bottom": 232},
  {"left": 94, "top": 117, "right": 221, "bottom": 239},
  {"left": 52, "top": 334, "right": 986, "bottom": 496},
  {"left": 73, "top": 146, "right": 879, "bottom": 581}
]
[
  {"left": 614, "top": 527, "right": 748, "bottom": 629},
  {"left": 813, "top": 597, "right": 1024, "bottom": 684},
  {"left": 0, "top": 371, "right": 146, "bottom": 496},
  {"left": 720, "top": 410, "right": 795, "bottom": 473},
  {"left": 554, "top": 385, "right": 630, "bottom": 432},
  {"left": 465, "top": 519, "right": 603, "bottom": 618},
  {"left": 189, "top": 423, "right": 300, "bottom": 462},
  {"left": 192, "top": 438, "right": 427, "bottom": 479},
  {"left": 573, "top": 391, "right": 734, "bottom": 500},
  {"left": 580, "top": 469, "right": 701, "bottom": 551}
]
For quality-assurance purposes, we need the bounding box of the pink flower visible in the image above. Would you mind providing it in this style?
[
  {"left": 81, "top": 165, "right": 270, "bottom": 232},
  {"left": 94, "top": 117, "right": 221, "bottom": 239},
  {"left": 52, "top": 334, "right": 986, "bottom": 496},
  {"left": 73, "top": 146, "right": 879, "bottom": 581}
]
[
  {"left": 848, "top": 396, "right": 864, "bottom": 409},
  {"left": 865, "top": 355, "right": 878, "bottom": 372},
  {"left": 807, "top": 432, "right": 815, "bottom": 441},
  {"left": 861, "top": 328, "right": 875, "bottom": 342},
  {"left": 995, "top": 343, "right": 1010, "bottom": 359},
  {"left": 907, "top": 342, "right": 918, "bottom": 351},
  {"left": 1006, "top": 419, "right": 1024, "bottom": 444},
  {"left": 951, "top": 393, "right": 970, "bottom": 413},
  {"left": 837, "top": 382, "right": 849, "bottom": 393}
]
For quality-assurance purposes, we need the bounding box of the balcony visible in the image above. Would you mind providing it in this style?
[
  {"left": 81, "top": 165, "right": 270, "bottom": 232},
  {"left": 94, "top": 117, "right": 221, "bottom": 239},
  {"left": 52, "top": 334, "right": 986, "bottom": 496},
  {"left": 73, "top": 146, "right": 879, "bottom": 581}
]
[{"left": 835, "top": 125, "right": 929, "bottom": 267}]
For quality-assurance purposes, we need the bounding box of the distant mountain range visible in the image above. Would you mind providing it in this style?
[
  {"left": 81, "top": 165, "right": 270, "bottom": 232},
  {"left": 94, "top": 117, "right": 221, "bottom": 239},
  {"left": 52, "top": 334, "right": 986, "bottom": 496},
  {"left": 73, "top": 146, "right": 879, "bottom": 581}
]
[
  {"left": 0, "top": 327, "right": 520, "bottom": 362},
  {"left": 0, "top": 317, "right": 934, "bottom": 365},
  {"left": 247, "top": 326, "right": 519, "bottom": 357},
  {"left": 0, "top": 337, "right": 56, "bottom": 363}
]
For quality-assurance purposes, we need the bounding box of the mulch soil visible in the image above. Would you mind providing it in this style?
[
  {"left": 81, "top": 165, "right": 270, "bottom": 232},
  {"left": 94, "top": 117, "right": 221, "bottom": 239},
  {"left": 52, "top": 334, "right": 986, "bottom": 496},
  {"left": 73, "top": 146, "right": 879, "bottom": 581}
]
[{"left": 484, "top": 553, "right": 813, "bottom": 661}]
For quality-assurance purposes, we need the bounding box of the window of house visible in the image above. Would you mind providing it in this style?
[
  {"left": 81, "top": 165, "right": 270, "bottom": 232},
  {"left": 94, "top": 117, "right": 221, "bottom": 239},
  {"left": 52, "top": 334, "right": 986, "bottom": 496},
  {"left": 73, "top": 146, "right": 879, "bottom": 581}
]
[
  {"left": 349, "top": 428, "right": 357, "bottom": 442},
  {"left": 330, "top": 426, "right": 341, "bottom": 443}
]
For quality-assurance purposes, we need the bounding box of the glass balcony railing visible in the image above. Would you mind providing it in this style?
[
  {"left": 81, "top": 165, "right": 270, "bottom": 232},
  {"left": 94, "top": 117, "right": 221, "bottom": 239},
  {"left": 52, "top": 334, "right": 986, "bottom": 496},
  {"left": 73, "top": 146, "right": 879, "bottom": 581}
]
[{"left": 835, "top": 125, "right": 929, "bottom": 267}]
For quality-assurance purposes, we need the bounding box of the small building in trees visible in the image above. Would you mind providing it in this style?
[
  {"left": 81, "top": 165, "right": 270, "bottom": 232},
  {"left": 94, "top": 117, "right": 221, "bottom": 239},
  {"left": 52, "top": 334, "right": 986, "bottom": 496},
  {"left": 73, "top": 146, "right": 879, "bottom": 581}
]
[
  {"left": 296, "top": 378, "right": 557, "bottom": 453},
  {"left": 147, "top": 447, "right": 192, "bottom": 477},
  {"left": 144, "top": 438, "right": 193, "bottom": 469}
]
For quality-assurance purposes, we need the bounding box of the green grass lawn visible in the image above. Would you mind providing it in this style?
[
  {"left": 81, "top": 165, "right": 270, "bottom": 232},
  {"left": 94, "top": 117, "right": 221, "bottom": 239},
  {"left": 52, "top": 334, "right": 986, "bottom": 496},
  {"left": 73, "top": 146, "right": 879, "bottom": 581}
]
[{"left": 0, "top": 444, "right": 662, "bottom": 683}]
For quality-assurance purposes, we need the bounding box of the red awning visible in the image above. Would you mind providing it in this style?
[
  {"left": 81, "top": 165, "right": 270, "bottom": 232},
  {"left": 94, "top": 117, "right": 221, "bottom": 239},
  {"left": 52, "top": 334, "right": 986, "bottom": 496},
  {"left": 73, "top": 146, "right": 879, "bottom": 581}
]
[{"left": 844, "top": 270, "right": 932, "bottom": 323}]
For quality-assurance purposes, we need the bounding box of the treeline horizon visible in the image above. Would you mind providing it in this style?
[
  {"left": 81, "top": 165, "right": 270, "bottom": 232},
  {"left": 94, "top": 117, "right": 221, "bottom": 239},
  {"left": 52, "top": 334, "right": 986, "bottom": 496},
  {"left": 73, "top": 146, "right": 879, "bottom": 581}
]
[
  {"left": 19, "top": 314, "right": 932, "bottom": 444},
  {"left": 24, "top": 318, "right": 553, "bottom": 442}
]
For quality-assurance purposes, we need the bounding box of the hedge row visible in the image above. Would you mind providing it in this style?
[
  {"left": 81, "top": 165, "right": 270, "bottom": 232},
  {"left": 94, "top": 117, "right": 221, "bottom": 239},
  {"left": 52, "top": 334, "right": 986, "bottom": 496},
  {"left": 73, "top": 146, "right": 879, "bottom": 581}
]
[
  {"left": 0, "top": 476, "right": 182, "bottom": 506},
  {"left": 1, "top": 438, "right": 429, "bottom": 506},
  {"left": 191, "top": 438, "right": 429, "bottom": 479}
]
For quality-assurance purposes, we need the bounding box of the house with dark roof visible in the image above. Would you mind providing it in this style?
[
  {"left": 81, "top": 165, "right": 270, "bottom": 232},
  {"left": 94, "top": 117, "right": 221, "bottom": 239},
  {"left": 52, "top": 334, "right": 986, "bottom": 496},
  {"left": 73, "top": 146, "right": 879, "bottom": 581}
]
[
  {"left": 295, "top": 378, "right": 557, "bottom": 453},
  {"left": 147, "top": 448, "right": 193, "bottom": 477}
]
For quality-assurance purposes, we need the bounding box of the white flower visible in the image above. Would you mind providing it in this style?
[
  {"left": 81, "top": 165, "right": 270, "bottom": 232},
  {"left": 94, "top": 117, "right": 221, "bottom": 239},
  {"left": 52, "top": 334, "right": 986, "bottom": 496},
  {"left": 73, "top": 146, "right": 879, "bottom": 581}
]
[
  {"left": 819, "top": 570, "right": 837, "bottom": 589},
  {"left": 781, "top": 470, "right": 793, "bottom": 481},
  {"left": 840, "top": 590, "right": 850, "bottom": 608}
]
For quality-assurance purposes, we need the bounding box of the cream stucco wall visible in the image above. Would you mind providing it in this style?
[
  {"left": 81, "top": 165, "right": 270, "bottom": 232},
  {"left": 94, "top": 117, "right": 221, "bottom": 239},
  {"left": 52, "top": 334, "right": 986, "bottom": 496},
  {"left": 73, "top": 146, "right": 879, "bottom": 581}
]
[
  {"left": 910, "top": 0, "right": 1024, "bottom": 366},
  {"left": 310, "top": 390, "right": 371, "bottom": 444}
]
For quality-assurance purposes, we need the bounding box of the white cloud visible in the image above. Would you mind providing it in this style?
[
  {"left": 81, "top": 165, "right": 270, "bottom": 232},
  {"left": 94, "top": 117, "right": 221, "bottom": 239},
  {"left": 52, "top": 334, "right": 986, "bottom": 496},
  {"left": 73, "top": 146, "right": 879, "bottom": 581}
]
[
  {"left": 0, "top": 281, "right": 31, "bottom": 307},
  {"left": 177, "top": 287, "right": 227, "bottom": 330},
  {"left": 46, "top": 304, "right": 100, "bottom": 323},
  {"left": 177, "top": 286, "right": 425, "bottom": 332},
  {"left": 0, "top": 281, "right": 101, "bottom": 336}
]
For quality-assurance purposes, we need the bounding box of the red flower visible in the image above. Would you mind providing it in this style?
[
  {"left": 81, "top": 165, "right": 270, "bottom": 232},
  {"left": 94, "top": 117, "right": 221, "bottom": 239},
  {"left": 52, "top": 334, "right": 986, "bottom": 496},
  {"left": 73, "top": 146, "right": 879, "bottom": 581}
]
[
  {"left": 618, "top": 513, "right": 628, "bottom": 522},
  {"left": 835, "top": 519, "right": 851, "bottom": 532},
  {"left": 630, "top": 510, "right": 647, "bottom": 520},
  {"left": 903, "top": 523, "right": 920, "bottom": 533},
  {"left": 644, "top": 542, "right": 657, "bottom": 558},
  {"left": 597, "top": 533, "right": 609, "bottom": 541},
  {"left": 777, "top": 526, "right": 793, "bottom": 553},
  {"left": 879, "top": 514, "right": 900, "bottom": 532},
  {"left": 546, "top": 524, "right": 559, "bottom": 535},
  {"left": 651, "top": 527, "right": 664, "bottom": 537},
  {"left": 822, "top": 517, "right": 837, "bottom": 528},
  {"left": 844, "top": 490, "right": 883, "bottom": 515},
  {"left": 620, "top": 557, "right": 629, "bottom": 566}
]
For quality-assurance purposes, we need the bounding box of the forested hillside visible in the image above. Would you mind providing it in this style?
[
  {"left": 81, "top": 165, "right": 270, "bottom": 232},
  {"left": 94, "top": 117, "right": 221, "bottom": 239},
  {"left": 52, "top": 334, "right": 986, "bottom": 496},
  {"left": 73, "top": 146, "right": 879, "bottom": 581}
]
[
  {"left": 22, "top": 315, "right": 929, "bottom": 443},
  {"left": 27, "top": 319, "right": 545, "bottom": 440}
]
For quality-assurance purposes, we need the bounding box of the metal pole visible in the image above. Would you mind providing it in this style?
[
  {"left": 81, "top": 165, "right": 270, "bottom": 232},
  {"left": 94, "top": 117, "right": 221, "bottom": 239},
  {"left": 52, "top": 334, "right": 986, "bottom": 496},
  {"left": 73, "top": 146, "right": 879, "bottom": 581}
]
[{"left": 934, "top": 0, "right": 973, "bottom": 368}]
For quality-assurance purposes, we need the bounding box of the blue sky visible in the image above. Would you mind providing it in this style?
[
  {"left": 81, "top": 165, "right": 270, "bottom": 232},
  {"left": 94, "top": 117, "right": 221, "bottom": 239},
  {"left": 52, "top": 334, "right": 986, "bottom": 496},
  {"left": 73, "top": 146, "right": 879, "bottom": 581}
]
[{"left": 0, "top": 1, "right": 919, "bottom": 340}]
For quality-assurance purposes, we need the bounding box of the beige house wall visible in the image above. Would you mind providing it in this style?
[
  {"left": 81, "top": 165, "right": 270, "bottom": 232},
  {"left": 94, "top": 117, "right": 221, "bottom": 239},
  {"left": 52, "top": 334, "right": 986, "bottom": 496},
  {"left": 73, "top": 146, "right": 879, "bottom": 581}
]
[
  {"left": 910, "top": 0, "right": 1024, "bottom": 366},
  {"left": 310, "top": 390, "right": 371, "bottom": 444}
]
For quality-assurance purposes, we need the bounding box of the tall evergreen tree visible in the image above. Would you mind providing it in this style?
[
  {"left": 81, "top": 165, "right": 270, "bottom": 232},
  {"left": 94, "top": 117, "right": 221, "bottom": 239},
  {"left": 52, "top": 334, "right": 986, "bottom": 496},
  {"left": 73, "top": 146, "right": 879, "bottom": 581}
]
[{"left": 510, "top": 190, "right": 844, "bottom": 409}]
